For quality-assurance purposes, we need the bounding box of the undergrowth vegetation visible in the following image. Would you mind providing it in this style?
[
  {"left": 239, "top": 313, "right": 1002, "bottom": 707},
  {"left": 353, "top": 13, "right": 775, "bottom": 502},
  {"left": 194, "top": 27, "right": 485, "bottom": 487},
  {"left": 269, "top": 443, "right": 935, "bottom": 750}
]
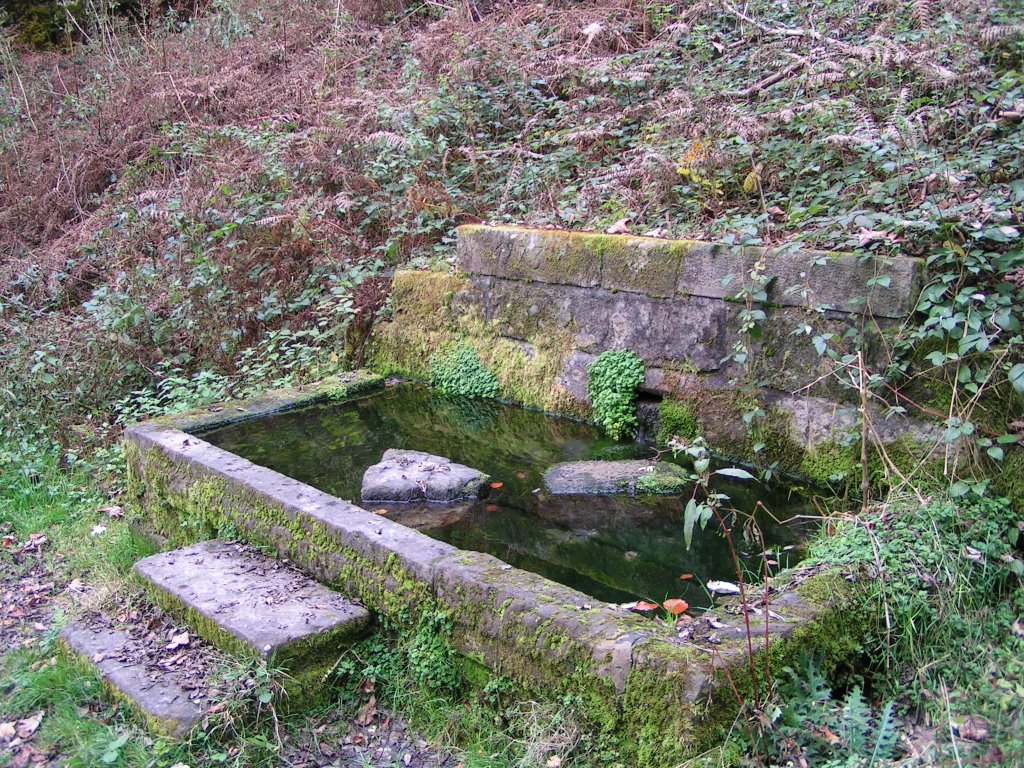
[{"left": 1, "top": 0, "right": 1023, "bottom": 766}]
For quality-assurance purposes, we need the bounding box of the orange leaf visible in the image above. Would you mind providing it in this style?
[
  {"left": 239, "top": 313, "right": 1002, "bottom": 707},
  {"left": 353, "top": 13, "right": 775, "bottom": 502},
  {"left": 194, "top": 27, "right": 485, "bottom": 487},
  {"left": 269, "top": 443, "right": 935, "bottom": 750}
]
[
  {"left": 631, "top": 601, "right": 660, "bottom": 613},
  {"left": 485, "top": 504, "right": 499, "bottom": 512},
  {"left": 663, "top": 598, "right": 689, "bottom": 615},
  {"left": 490, "top": 482, "right": 504, "bottom": 489},
  {"left": 678, "top": 573, "right": 694, "bottom": 580}
]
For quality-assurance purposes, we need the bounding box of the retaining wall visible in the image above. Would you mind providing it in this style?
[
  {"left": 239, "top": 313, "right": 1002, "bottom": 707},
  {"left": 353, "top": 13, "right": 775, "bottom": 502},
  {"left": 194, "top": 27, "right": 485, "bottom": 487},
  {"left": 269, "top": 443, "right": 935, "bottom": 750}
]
[{"left": 370, "top": 225, "right": 940, "bottom": 482}]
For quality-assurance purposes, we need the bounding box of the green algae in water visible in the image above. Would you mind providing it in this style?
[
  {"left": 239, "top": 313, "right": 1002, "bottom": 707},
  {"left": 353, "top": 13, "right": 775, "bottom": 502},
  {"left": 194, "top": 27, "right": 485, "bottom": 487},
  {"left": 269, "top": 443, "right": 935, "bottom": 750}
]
[{"left": 199, "top": 385, "right": 812, "bottom": 607}]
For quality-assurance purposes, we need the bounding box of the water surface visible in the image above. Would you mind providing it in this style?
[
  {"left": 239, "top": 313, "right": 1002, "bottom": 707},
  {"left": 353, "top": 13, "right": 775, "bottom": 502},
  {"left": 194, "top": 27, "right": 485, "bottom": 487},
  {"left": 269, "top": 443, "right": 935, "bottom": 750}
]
[{"left": 199, "top": 385, "right": 812, "bottom": 607}]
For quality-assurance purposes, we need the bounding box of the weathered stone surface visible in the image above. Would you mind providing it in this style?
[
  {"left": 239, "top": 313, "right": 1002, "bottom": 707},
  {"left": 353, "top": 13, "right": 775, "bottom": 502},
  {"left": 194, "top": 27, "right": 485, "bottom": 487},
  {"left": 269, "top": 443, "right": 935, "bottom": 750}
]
[
  {"left": 161, "top": 369, "right": 384, "bottom": 434},
  {"left": 458, "top": 225, "right": 923, "bottom": 319},
  {"left": 471, "top": 276, "right": 730, "bottom": 372},
  {"left": 133, "top": 540, "right": 369, "bottom": 658},
  {"left": 361, "top": 449, "right": 490, "bottom": 503},
  {"left": 60, "top": 621, "right": 208, "bottom": 738},
  {"left": 772, "top": 392, "right": 945, "bottom": 446},
  {"left": 544, "top": 460, "right": 690, "bottom": 496}
]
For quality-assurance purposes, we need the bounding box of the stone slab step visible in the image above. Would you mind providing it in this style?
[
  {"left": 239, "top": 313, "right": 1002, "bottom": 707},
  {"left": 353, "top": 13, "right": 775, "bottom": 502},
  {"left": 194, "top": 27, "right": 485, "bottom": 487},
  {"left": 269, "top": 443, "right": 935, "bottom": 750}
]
[
  {"left": 60, "top": 618, "right": 215, "bottom": 738},
  {"left": 132, "top": 540, "right": 369, "bottom": 675}
]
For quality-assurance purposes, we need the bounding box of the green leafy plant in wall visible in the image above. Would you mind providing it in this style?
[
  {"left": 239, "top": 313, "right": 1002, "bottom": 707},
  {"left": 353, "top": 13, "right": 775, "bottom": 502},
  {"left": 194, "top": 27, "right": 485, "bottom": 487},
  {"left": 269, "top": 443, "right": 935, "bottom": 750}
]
[
  {"left": 587, "top": 349, "right": 644, "bottom": 441},
  {"left": 429, "top": 343, "right": 499, "bottom": 400}
]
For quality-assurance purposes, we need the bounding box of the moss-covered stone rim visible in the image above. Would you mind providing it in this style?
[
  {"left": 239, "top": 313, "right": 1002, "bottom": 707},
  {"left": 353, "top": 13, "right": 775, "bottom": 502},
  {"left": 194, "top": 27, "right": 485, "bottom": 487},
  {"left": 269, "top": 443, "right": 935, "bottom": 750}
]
[{"left": 133, "top": 368, "right": 385, "bottom": 436}]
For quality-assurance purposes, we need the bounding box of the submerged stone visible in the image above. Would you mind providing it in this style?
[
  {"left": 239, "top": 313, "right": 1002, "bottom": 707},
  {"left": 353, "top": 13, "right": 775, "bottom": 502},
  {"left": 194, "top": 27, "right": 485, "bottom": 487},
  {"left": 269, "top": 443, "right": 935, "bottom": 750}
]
[
  {"left": 543, "top": 459, "right": 690, "bottom": 496},
  {"left": 361, "top": 448, "right": 491, "bottom": 503}
]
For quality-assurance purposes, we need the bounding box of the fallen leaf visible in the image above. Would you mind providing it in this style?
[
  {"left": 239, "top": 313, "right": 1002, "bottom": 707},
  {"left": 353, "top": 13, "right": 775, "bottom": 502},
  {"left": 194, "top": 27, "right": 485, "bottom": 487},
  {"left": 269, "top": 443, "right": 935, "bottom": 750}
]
[
  {"left": 766, "top": 205, "right": 788, "bottom": 222},
  {"left": 959, "top": 716, "right": 989, "bottom": 742},
  {"left": 546, "top": 756, "right": 563, "bottom": 768},
  {"left": 354, "top": 695, "right": 377, "bottom": 727},
  {"left": 490, "top": 482, "right": 504, "bottom": 489},
  {"left": 663, "top": 599, "right": 689, "bottom": 615},
  {"left": 99, "top": 505, "right": 124, "bottom": 518},
  {"left": 962, "top": 546, "right": 984, "bottom": 563},
  {"left": 372, "top": 508, "right": 388, "bottom": 516},
  {"left": 857, "top": 227, "right": 898, "bottom": 246},
  {"left": 1011, "top": 619, "right": 1024, "bottom": 638},
  {"left": 485, "top": 504, "right": 499, "bottom": 512},
  {"left": 515, "top": 472, "right": 527, "bottom": 480},
  {"left": 706, "top": 580, "right": 742, "bottom": 595},
  {"left": 91, "top": 651, "right": 107, "bottom": 664},
  {"left": 358, "top": 678, "right": 375, "bottom": 695},
  {"left": 0, "top": 721, "right": 15, "bottom": 741},
  {"left": 165, "top": 632, "right": 190, "bottom": 651},
  {"left": 820, "top": 725, "right": 841, "bottom": 745},
  {"left": 15, "top": 711, "right": 43, "bottom": 740},
  {"left": 90, "top": 524, "right": 107, "bottom": 537},
  {"left": 1, "top": 535, "right": 14, "bottom": 548},
  {"left": 630, "top": 600, "right": 660, "bottom": 613},
  {"left": 605, "top": 218, "right": 631, "bottom": 235},
  {"left": 678, "top": 573, "right": 694, "bottom": 581}
]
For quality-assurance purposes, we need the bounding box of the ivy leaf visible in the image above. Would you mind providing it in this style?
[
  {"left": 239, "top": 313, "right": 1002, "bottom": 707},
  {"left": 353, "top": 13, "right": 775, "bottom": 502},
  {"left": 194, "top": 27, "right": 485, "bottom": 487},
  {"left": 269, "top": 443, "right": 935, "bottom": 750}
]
[
  {"left": 713, "top": 467, "right": 756, "bottom": 481},
  {"left": 1009, "top": 363, "right": 1024, "bottom": 394},
  {"left": 683, "top": 499, "right": 699, "bottom": 551}
]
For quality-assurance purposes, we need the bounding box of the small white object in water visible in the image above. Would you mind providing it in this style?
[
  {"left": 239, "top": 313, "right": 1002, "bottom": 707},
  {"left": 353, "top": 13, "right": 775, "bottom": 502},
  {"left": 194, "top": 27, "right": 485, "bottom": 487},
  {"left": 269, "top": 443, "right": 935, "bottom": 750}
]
[{"left": 706, "top": 580, "right": 742, "bottom": 595}]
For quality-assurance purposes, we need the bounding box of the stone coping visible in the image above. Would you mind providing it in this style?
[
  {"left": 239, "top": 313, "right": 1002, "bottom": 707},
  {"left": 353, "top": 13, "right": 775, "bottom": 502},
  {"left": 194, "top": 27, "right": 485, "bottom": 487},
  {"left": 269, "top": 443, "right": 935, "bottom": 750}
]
[{"left": 457, "top": 224, "right": 923, "bottom": 319}]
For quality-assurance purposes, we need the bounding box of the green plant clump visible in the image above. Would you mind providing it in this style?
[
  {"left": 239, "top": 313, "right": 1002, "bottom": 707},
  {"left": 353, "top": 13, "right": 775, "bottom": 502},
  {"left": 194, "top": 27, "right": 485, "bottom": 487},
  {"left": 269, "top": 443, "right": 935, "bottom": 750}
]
[
  {"left": 428, "top": 343, "right": 499, "bottom": 400},
  {"left": 587, "top": 349, "right": 645, "bottom": 441},
  {"left": 655, "top": 399, "right": 700, "bottom": 446}
]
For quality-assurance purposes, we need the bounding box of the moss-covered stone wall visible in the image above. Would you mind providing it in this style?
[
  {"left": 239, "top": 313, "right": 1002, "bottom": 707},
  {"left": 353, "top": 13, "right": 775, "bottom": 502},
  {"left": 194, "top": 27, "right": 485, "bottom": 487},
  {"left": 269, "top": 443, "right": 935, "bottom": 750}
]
[{"left": 367, "top": 227, "right": 944, "bottom": 486}]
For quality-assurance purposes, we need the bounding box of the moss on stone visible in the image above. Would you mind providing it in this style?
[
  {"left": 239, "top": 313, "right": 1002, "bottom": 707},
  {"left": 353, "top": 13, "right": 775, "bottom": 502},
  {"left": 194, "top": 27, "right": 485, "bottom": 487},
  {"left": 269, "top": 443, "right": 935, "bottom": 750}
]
[
  {"left": 801, "top": 440, "right": 856, "bottom": 486},
  {"left": 745, "top": 405, "right": 804, "bottom": 473},
  {"left": 656, "top": 399, "right": 701, "bottom": 446},
  {"left": 367, "top": 270, "right": 585, "bottom": 418},
  {"left": 59, "top": 641, "right": 196, "bottom": 739},
  {"left": 635, "top": 463, "right": 692, "bottom": 495}
]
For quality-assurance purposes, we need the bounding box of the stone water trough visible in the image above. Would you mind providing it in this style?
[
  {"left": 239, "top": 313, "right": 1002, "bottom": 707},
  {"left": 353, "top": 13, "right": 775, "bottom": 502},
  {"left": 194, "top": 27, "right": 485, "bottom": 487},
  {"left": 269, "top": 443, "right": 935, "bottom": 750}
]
[
  {"left": 120, "top": 369, "right": 859, "bottom": 765},
  {"left": 103, "top": 222, "right": 940, "bottom": 764}
]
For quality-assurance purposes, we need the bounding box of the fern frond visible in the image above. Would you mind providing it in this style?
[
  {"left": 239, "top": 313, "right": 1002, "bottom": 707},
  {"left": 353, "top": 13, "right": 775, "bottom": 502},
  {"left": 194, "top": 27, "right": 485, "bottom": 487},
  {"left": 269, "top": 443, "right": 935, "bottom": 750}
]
[
  {"left": 840, "top": 685, "right": 871, "bottom": 755},
  {"left": 364, "top": 132, "right": 413, "bottom": 150},
  {"left": 139, "top": 206, "right": 172, "bottom": 222},
  {"left": 332, "top": 193, "right": 353, "bottom": 212},
  {"left": 823, "top": 134, "right": 878, "bottom": 148},
  {"left": 868, "top": 700, "right": 900, "bottom": 766},
  {"left": 806, "top": 71, "right": 847, "bottom": 87},
  {"left": 981, "top": 24, "right": 1024, "bottom": 46},
  {"left": 909, "top": 0, "right": 934, "bottom": 28},
  {"left": 252, "top": 214, "right": 293, "bottom": 229}
]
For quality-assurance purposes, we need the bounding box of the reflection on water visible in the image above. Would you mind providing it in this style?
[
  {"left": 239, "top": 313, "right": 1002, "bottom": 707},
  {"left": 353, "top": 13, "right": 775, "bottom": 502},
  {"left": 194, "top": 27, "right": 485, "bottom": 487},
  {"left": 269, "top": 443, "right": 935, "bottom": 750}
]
[{"left": 199, "top": 385, "right": 813, "bottom": 606}]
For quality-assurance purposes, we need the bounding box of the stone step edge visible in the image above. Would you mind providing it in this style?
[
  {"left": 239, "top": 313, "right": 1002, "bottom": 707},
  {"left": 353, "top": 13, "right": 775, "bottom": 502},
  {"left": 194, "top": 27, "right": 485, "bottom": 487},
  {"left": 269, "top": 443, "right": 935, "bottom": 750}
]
[
  {"left": 131, "top": 542, "right": 371, "bottom": 702},
  {"left": 59, "top": 620, "right": 209, "bottom": 739}
]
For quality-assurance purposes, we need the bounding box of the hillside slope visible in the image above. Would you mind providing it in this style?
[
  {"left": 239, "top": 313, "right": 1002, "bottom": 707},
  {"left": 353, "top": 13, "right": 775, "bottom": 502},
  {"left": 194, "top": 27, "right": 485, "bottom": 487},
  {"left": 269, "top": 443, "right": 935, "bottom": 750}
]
[{"left": 2, "top": 0, "right": 1023, "bottom": 440}]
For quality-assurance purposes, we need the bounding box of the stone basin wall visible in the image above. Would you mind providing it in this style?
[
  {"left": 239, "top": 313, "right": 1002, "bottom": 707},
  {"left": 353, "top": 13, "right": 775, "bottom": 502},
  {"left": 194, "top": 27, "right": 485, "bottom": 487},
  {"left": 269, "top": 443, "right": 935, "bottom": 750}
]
[
  {"left": 123, "top": 370, "right": 863, "bottom": 767},
  {"left": 370, "top": 225, "right": 941, "bottom": 483}
]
